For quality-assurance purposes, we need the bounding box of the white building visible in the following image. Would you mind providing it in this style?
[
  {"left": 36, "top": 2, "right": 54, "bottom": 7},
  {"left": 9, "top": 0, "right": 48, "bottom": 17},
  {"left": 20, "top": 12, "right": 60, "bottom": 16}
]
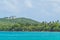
[
  {"left": 4, "top": 16, "right": 16, "bottom": 19},
  {"left": 10, "top": 16, "right": 16, "bottom": 19}
]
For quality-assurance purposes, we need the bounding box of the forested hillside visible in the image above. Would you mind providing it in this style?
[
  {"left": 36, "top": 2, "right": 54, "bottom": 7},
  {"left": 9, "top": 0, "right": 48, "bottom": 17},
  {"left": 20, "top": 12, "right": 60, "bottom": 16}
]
[{"left": 0, "top": 17, "right": 60, "bottom": 31}]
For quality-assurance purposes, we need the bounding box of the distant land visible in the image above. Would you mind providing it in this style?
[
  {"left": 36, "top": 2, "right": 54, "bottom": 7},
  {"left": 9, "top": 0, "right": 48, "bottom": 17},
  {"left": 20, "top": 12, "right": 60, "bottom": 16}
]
[{"left": 0, "top": 16, "right": 60, "bottom": 31}]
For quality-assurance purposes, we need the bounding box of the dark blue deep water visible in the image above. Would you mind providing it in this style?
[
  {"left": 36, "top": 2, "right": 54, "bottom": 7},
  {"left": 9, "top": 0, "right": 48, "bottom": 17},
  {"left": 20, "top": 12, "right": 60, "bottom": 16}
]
[{"left": 0, "top": 32, "right": 60, "bottom": 40}]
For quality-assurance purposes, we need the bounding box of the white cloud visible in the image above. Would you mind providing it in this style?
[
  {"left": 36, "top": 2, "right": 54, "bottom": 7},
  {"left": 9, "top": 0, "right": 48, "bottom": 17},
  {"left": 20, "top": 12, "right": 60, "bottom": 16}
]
[
  {"left": 48, "top": 0, "right": 60, "bottom": 2},
  {"left": 0, "top": 0, "right": 32, "bottom": 14},
  {"left": 0, "top": 0, "right": 60, "bottom": 16},
  {"left": 35, "top": 0, "right": 60, "bottom": 15},
  {"left": 40, "top": 0, "right": 60, "bottom": 2},
  {"left": 0, "top": 0, "right": 33, "bottom": 15},
  {"left": 0, "top": 0, "right": 20, "bottom": 14},
  {"left": 24, "top": 0, "right": 32, "bottom": 8}
]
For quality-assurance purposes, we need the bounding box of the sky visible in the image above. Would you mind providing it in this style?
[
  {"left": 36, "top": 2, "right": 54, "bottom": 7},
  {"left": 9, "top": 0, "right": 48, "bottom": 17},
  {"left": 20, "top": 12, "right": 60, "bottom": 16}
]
[{"left": 0, "top": 0, "right": 60, "bottom": 22}]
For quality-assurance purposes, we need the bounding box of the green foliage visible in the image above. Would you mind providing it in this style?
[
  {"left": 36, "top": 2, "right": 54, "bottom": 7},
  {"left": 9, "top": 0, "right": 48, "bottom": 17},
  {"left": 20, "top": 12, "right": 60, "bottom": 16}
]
[{"left": 0, "top": 18, "right": 60, "bottom": 31}]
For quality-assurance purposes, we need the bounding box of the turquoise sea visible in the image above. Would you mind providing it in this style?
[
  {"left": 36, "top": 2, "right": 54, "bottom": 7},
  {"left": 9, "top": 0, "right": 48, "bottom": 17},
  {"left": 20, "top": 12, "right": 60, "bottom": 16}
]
[{"left": 0, "top": 32, "right": 60, "bottom": 40}]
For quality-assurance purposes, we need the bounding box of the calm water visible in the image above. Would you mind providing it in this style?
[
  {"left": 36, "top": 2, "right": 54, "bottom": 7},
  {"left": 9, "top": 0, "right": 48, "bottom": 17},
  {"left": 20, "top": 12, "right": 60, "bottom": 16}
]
[{"left": 0, "top": 32, "right": 60, "bottom": 40}]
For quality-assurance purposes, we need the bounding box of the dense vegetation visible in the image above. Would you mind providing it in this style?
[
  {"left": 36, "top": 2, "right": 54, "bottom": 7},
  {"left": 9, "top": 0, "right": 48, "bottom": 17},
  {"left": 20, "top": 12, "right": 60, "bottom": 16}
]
[{"left": 0, "top": 17, "right": 60, "bottom": 31}]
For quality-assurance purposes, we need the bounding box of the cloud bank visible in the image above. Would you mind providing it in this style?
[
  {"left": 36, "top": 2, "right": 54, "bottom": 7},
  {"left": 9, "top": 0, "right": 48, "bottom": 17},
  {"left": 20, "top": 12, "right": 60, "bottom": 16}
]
[
  {"left": 0, "top": 0, "right": 60, "bottom": 21},
  {"left": 0, "top": 0, "right": 32, "bottom": 14},
  {"left": 24, "top": 0, "right": 32, "bottom": 8}
]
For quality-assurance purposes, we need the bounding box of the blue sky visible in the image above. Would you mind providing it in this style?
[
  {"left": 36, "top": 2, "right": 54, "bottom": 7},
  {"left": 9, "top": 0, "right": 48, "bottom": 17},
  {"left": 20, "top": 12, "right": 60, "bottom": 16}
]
[{"left": 0, "top": 0, "right": 60, "bottom": 22}]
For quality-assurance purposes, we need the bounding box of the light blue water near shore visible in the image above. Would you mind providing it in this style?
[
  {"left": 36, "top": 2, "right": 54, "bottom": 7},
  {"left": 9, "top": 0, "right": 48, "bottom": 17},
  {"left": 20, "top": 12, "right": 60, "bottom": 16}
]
[{"left": 0, "top": 32, "right": 60, "bottom": 40}]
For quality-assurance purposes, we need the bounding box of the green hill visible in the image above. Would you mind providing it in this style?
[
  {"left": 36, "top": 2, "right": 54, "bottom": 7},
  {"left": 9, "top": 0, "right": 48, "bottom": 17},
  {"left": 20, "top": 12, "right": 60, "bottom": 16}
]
[
  {"left": 0, "top": 17, "right": 39, "bottom": 24},
  {"left": 0, "top": 17, "right": 40, "bottom": 31},
  {"left": 0, "top": 17, "right": 60, "bottom": 31}
]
